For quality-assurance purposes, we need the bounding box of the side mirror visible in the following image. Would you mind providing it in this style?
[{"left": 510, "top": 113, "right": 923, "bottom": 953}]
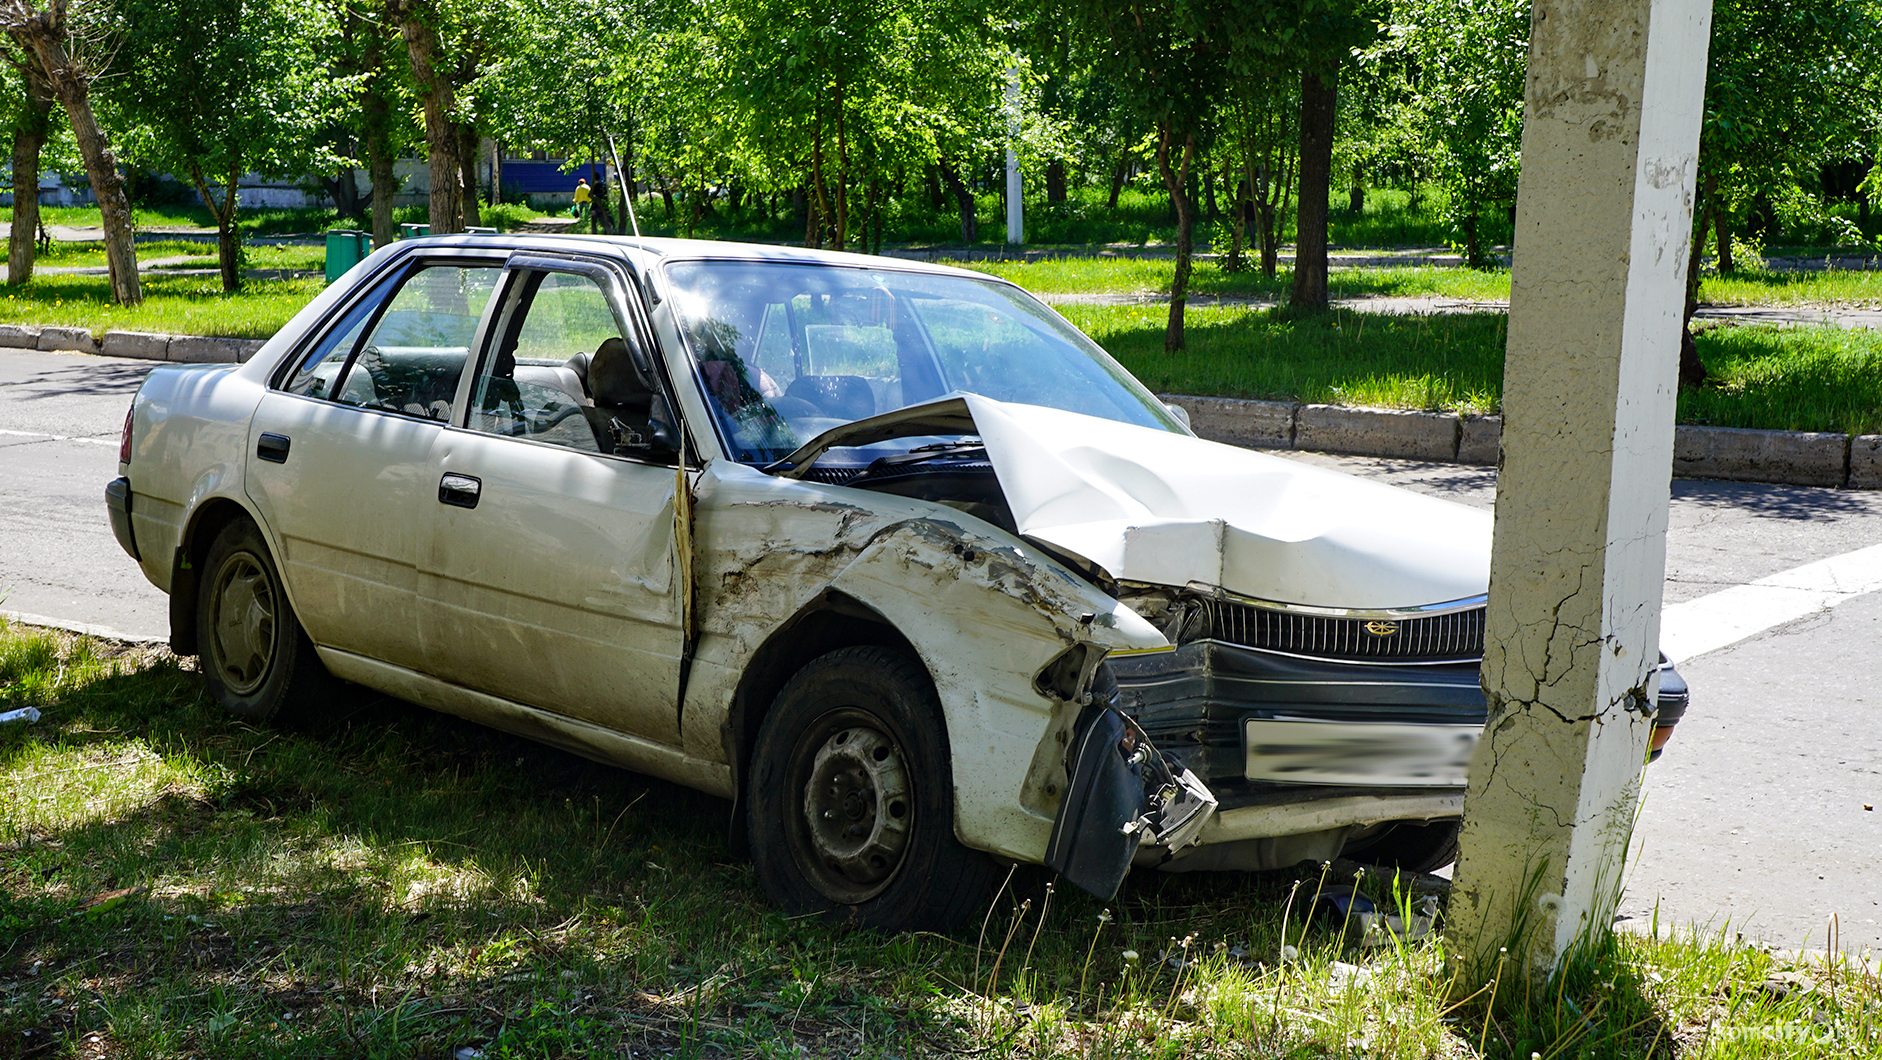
[{"left": 648, "top": 392, "right": 682, "bottom": 457}]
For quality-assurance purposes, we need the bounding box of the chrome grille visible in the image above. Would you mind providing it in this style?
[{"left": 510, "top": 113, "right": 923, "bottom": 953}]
[{"left": 1198, "top": 599, "right": 1485, "bottom": 662}]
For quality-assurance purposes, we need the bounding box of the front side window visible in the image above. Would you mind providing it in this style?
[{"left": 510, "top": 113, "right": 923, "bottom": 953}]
[
  {"left": 281, "top": 262, "right": 501, "bottom": 421},
  {"left": 663, "top": 261, "right": 1182, "bottom": 464},
  {"left": 467, "top": 270, "right": 665, "bottom": 459}
]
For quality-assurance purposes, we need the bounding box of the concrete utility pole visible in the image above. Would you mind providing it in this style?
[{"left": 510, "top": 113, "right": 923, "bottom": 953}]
[
  {"left": 1448, "top": 0, "right": 1712, "bottom": 987},
  {"left": 1005, "top": 66, "right": 1024, "bottom": 245}
]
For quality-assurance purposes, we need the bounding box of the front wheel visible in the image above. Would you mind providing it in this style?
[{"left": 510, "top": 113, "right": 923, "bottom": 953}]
[
  {"left": 746, "top": 646, "right": 1000, "bottom": 932},
  {"left": 197, "top": 517, "right": 328, "bottom": 722},
  {"left": 1343, "top": 818, "right": 1461, "bottom": 875}
]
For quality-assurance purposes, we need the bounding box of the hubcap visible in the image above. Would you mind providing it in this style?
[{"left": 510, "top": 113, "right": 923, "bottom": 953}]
[
  {"left": 209, "top": 552, "right": 276, "bottom": 695},
  {"left": 799, "top": 721, "right": 912, "bottom": 895}
]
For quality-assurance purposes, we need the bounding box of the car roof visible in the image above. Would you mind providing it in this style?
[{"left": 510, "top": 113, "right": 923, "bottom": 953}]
[{"left": 395, "top": 232, "right": 1004, "bottom": 284}]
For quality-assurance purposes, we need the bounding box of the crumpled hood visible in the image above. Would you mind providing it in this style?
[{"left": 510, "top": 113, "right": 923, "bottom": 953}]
[
  {"left": 780, "top": 394, "right": 1492, "bottom": 610},
  {"left": 966, "top": 397, "right": 1490, "bottom": 610}
]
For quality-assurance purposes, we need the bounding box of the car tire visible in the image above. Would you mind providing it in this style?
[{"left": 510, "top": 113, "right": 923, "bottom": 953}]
[
  {"left": 197, "top": 518, "right": 328, "bottom": 723},
  {"left": 1343, "top": 818, "right": 1461, "bottom": 875},
  {"left": 747, "top": 645, "right": 1001, "bottom": 932}
]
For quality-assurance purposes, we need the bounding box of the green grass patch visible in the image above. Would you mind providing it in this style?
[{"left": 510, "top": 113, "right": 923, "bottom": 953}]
[
  {"left": 27, "top": 240, "right": 324, "bottom": 273},
  {"left": 1700, "top": 268, "right": 1882, "bottom": 308},
  {"left": 3, "top": 619, "right": 1879, "bottom": 1058},
  {"left": 0, "top": 273, "right": 320, "bottom": 338},
  {"left": 970, "top": 258, "right": 1514, "bottom": 303},
  {"left": 1070, "top": 304, "right": 1506, "bottom": 414},
  {"left": 1683, "top": 324, "right": 1882, "bottom": 434}
]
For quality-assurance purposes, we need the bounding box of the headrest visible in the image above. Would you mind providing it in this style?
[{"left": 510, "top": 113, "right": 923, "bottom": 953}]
[{"left": 588, "top": 337, "right": 647, "bottom": 408}]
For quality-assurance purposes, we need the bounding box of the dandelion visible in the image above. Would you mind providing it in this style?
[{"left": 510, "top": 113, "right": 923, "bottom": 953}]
[{"left": 1122, "top": 949, "right": 1140, "bottom": 962}]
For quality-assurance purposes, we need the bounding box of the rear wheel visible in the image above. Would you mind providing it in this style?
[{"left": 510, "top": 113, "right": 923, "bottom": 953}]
[
  {"left": 1342, "top": 818, "right": 1461, "bottom": 875},
  {"left": 197, "top": 518, "right": 327, "bottom": 722},
  {"left": 747, "top": 646, "right": 1000, "bottom": 932}
]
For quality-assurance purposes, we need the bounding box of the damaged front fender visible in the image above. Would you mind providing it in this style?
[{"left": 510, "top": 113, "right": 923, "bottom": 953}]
[{"left": 1046, "top": 690, "right": 1218, "bottom": 900}]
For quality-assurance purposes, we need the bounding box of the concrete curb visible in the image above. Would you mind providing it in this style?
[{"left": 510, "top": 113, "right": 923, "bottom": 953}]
[
  {"left": 28, "top": 329, "right": 267, "bottom": 364},
  {"left": 1160, "top": 393, "right": 1880, "bottom": 490}
]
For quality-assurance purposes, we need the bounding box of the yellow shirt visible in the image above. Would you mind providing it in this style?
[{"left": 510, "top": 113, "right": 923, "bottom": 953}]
[{"left": 573, "top": 183, "right": 592, "bottom": 204}]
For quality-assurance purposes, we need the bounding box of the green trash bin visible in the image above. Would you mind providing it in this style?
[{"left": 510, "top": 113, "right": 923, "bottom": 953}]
[{"left": 323, "top": 230, "right": 371, "bottom": 284}]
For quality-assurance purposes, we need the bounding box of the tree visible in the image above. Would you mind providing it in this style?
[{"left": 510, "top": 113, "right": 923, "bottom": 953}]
[
  {"left": 0, "top": 0, "right": 139, "bottom": 305},
  {"left": 2, "top": 36, "right": 57, "bottom": 284},
  {"left": 1071, "top": 0, "right": 1224, "bottom": 350},
  {"left": 1677, "top": 0, "right": 1882, "bottom": 384},
  {"left": 1398, "top": 0, "right": 1526, "bottom": 268},
  {"left": 1218, "top": 73, "right": 1297, "bottom": 277},
  {"left": 113, "top": 0, "right": 349, "bottom": 292},
  {"left": 390, "top": 0, "right": 511, "bottom": 234}
]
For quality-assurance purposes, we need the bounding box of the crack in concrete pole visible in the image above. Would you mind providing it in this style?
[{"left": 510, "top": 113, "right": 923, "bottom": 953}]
[{"left": 1447, "top": 0, "right": 1713, "bottom": 990}]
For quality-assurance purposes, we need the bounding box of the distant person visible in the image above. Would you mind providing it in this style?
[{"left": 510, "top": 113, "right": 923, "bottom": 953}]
[{"left": 573, "top": 178, "right": 591, "bottom": 221}]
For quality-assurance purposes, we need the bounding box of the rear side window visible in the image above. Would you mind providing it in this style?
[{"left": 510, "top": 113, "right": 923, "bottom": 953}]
[{"left": 281, "top": 263, "right": 502, "bottom": 421}]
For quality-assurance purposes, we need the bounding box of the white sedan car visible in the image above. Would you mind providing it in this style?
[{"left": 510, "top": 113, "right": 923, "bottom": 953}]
[{"left": 106, "top": 235, "right": 1686, "bottom": 931}]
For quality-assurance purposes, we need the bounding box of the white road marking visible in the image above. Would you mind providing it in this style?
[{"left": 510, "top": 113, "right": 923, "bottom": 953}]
[
  {"left": 1661, "top": 541, "right": 1882, "bottom": 661},
  {"left": 0, "top": 428, "right": 116, "bottom": 446}
]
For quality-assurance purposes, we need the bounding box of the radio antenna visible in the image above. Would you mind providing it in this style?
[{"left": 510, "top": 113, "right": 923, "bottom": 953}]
[{"left": 605, "top": 132, "right": 640, "bottom": 239}]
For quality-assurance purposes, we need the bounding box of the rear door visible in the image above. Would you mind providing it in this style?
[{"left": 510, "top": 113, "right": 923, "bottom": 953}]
[
  {"left": 416, "top": 259, "right": 688, "bottom": 744},
  {"left": 245, "top": 256, "right": 503, "bottom": 671}
]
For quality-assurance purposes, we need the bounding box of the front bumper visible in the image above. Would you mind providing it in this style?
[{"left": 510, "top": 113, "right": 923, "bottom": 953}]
[
  {"left": 105, "top": 477, "right": 139, "bottom": 561},
  {"left": 1107, "top": 639, "right": 1692, "bottom": 795}
]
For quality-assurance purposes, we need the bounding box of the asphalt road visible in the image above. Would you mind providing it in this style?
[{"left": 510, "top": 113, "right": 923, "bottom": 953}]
[{"left": 3, "top": 348, "right": 1878, "bottom": 955}]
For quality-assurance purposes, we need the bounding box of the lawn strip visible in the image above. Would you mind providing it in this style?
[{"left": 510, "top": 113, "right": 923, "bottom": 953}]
[{"left": 3, "top": 620, "right": 1879, "bottom": 1058}]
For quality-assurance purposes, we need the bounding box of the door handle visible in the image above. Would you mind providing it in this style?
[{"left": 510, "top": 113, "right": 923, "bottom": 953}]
[
  {"left": 256, "top": 432, "right": 291, "bottom": 463},
  {"left": 438, "top": 472, "right": 481, "bottom": 509}
]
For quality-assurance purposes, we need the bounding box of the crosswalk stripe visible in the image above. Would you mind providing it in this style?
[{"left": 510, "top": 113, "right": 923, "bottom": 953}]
[{"left": 1660, "top": 541, "right": 1882, "bottom": 661}]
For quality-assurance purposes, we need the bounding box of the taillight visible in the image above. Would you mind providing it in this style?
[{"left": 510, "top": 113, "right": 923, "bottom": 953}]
[{"left": 119, "top": 401, "right": 135, "bottom": 464}]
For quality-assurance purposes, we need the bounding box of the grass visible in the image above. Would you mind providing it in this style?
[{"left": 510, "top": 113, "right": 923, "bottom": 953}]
[
  {"left": 1699, "top": 268, "right": 1882, "bottom": 309},
  {"left": 0, "top": 273, "right": 320, "bottom": 339},
  {"left": 1680, "top": 324, "right": 1882, "bottom": 434},
  {"left": 1068, "top": 304, "right": 1508, "bottom": 415},
  {"left": 1069, "top": 303, "right": 1882, "bottom": 434},
  {"left": 2, "top": 617, "right": 1878, "bottom": 1058},
  {"left": 968, "top": 260, "right": 1515, "bottom": 302}
]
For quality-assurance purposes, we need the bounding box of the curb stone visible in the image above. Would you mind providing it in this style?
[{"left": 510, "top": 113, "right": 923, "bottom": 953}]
[
  {"left": 1162, "top": 394, "right": 1295, "bottom": 448},
  {"left": 1457, "top": 416, "right": 1502, "bottom": 466},
  {"left": 167, "top": 336, "right": 264, "bottom": 363},
  {"left": 0, "top": 324, "right": 42, "bottom": 348},
  {"left": 1672, "top": 425, "right": 1850, "bottom": 488},
  {"left": 1296, "top": 403, "right": 1459, "bottom": 461},
  {"left": 36, "top": 326, "right": 98, "bottom": 354},
  {"left": 100, "top": 331, "right": 174, "bottom": 360},
  {"left": 1158, "top": 392, "right": 1874, "bottom": 490},
  {"left": 1851, "top": 437, "right": 1882, "bottom": 490}
]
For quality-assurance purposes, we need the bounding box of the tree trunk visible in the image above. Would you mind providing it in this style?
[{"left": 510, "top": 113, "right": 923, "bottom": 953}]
[
  {"left": 186, "top": 164, "right": 243, "bottom": 293},
  {"left": 938, "top": 159, "right": 976, "bottom": 243},
  {"left": 1290, "top": 66, "right": 1336, "bottom": 312},
  {"left": 1713, "top": 201, "right": 1733, "bottom": 274},
  {"left": 1155, "top": 124, "right": 1197, "bottom": 353},
  {"left": 7, "top": 53, "right": 53, "bottom": 285},
  {"left": 1349, "top": 165, "right": 1365, "bottom": 215},
  {"left": 1678, "top": 175, "right": 1711, "bottom": 388},
  {"left": 457, "top": 123, "right": 481, "bottom": 228},
  {"left": 1108, "top": 154, "right": 1129, "bottom": 209},
  {"left": 400, "top": 12, "right": 462, "bottom": 234},
  {"left": 326, "top": 168, "right": 365, "bottom": 222},
  {"left": 361, "top": 28, "right": 398, "bottom": 248},
  {"left": 1045, "top": 160, "right": 1067, "bottom": 203},
  {"left": 366, "top": 125, "right": 397, "bottom": 249}
]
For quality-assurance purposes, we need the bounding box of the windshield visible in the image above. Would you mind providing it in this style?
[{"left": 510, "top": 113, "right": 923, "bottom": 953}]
[{"left": 663, "top": 260, "right": 1183, "bottom": 464}]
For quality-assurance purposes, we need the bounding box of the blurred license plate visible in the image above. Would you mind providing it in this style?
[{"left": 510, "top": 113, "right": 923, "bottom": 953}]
[{"left": 1244, "top": 718, "right": 1479, "bottom": 786}]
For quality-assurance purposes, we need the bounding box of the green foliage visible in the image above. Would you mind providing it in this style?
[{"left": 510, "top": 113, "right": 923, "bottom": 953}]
[
  {"left": 1393, "top": 0, "right": 1527, "bottom": 267},
  {"left": 1698, "top": 0, "right": 1882, "bottom": 255}
]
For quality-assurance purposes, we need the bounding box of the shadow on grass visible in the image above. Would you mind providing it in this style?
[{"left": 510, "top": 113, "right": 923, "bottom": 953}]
[{"left": 1, "top": 656, "right": 1362, "bottom": 1059}]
